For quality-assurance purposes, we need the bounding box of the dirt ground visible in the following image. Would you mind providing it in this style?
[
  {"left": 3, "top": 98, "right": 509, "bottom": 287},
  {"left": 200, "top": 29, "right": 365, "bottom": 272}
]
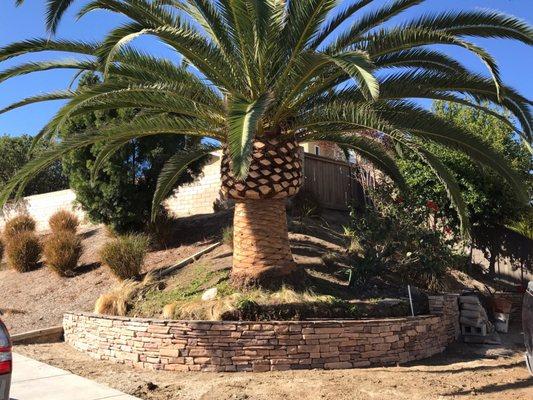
[
  {"left": 0, "top": 224, "right": 215, "bottom": 334},
  {"left": 1, "top": 210, "right": 501, "bottom": 333},
  {"left": 15, "top": 331, "right": 532, "bottom": 400}
]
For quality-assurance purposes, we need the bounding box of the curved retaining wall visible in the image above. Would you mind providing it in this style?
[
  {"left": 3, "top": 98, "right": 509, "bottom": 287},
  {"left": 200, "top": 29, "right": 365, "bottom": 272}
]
[{"left": 63, "top": 294, "right": 459, "bottom": 372}]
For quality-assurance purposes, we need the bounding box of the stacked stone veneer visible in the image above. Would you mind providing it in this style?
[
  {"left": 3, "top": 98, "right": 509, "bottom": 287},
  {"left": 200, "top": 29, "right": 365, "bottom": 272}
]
[{"left": 63, "top": 294, "right": 459, "bottom": 372}]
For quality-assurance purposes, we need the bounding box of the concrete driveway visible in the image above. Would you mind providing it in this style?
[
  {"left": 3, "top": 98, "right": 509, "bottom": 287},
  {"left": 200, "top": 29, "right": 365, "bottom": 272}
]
[{"left": 10, "top": 353, "right": 140, "bottom": 400}]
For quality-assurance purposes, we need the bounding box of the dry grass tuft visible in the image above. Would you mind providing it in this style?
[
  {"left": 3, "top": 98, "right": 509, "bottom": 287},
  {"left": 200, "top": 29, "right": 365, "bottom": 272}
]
[
  {"left": 162, "top": 303, "right": 177, "bottom": 319},
  {"left": 3, "top": 214, "right": 36, "bottom": 240},
  {"left": 49, "top": 210, "right": 79, "bottom": 233},
  {"left": 170, "top": 287, "right": 339, "bottom": 321},
  {"left": 94, "top": 274, "right": 157, "bottom": 316},
  {"left": 5, "top": 231, "right": 41, "bottom": 272},
  {"left": 43, "top": 230, "right": 82, "bottom": 276},
  {"left": 99, "top": 234, "right": 150, "bottom": 280}
]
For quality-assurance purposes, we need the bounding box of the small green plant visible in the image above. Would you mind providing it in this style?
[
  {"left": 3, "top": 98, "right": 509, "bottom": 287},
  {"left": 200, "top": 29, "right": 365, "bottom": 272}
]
[
  {"left": 48, "top": 210, "right": 79, "bottom": 233},
  {"left": 222, "top": 226, "right": 233, "bottom": 249},
  {"left": 5, "top": 231, "right": 41, "bottom": 272},
  {"left": 291, "top": 189, "right": 321, "bottom": 218},
  {"left": 43, "top": 230, "right": 82, "bottom": 276},
  {"left": 99, "top": 233, "right": 150, "bottom": 280},
  {"left": 3, "top": 214, "right": 36, "bottom": 240}
]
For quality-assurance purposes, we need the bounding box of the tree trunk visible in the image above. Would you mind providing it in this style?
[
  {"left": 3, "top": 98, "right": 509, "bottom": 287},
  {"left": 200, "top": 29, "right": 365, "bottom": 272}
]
[
  {"left": 220, "top": 137, "right": 303, "bottom": 287},
  {"left": 231, "top": 198, "right": 298, "bottom": 286}
]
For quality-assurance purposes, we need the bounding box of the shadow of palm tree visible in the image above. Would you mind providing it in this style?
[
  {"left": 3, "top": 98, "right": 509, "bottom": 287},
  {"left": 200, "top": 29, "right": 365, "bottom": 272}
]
[{"left": 443, "top": 377, "right": 533, "bottom": 396}]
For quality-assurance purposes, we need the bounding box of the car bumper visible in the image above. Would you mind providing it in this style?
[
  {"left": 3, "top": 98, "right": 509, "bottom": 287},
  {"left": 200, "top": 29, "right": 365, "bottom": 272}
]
[
  {"left": 0, "top": 373, "right": 10, "bottom": 400},
  {"left": 524, "top": 288, "right": 533, "bottom": 376}
]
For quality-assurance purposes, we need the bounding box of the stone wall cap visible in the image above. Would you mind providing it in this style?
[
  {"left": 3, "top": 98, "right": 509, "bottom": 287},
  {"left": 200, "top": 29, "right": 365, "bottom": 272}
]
[{"left": 64, "top": 312, "right": 440, "bottom": 325}]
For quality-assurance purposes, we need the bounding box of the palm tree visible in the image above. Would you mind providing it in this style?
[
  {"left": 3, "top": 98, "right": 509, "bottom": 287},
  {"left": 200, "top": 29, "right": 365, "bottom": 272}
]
[{"left": 3, "top": 0, "right": 531, "bottom": 287}]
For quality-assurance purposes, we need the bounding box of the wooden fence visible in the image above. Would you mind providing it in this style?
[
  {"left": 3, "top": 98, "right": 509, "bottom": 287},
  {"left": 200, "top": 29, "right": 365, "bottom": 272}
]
[{"left": 302, "top": 153, "right": 363, "bottom": 210}]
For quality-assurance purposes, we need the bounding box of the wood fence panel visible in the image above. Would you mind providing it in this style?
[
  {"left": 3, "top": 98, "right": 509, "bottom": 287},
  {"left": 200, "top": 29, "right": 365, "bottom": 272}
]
[{"left": 302, "top": 154, "right": 360, "bottom": 210}]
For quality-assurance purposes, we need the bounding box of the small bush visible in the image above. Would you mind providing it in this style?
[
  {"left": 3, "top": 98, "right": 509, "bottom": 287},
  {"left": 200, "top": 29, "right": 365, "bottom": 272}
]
[
  {"left": 5, "top": 231, "right": 41, "bottom": 272},
  {"left": 222, "top": 226, "right": 233, "bottom": 249},
  {"left": 3, "top": 214, "right": 36, "bottom": 240},
  {"left": 48, "top": 210, "right": 79, "bottom": 233},
  {"left": 43, "top": 231, "right": 82, "bottom": 276},
  {"left": 291, "top": 189, "right": 321, "bottom": 218},
  {"left": 146, "top": 209, "right": 176, "bottom": 249},
  {"left": 99, "top": 233, "right": 150, "bottom": 280}
]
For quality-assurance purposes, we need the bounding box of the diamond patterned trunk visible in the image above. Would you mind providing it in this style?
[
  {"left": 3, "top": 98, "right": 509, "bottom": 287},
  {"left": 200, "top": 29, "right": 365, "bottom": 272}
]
[{"left": 221, "top": 137, "right": 303, "bottom": 286}]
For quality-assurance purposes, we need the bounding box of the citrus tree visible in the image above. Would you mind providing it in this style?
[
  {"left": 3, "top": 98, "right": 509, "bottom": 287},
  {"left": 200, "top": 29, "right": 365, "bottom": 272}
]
[{"left": 2, "top": 0, "right": 531, "bottom": 287}]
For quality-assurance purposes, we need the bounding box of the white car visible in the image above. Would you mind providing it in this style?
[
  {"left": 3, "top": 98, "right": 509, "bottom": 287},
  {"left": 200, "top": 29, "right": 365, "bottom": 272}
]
[{"left": 0, "top": 319, "right": 11, "bottom": 400}]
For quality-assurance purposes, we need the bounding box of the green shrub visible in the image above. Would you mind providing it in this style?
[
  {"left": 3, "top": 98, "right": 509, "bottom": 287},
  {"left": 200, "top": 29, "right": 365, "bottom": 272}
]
[
  {"left": 48, "top": 210, "right": 79, "bottom": 233},
  {"left": 100, "top": 234, "right": 150, "bottom": 280},
  {"left": 43, "top": 230, "right": 83, "bottom": 276},
  {"left": 5, "top": 231, "right": 41, "bottom": 272},
  {"left": 222, "top": 226, "right": 233, "bottom": 249},
  {"left": 344, "top": 184, "right": 457, "bottom": 291},
  {"left": 3, "top": 214, "right": 36, "bottom": 240}
]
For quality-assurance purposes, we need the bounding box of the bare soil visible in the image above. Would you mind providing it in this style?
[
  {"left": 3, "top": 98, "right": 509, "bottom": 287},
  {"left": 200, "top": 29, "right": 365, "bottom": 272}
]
[
  {"left": 14, "top": 333, "right": 532, "bottom": 400},
  {"left": 0, "top": 224, "right": 216, "bottom": 334}
]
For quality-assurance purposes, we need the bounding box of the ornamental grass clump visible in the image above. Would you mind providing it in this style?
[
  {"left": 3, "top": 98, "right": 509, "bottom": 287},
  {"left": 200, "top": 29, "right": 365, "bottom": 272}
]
[
  {"left": 43, "top": 231, "right": 82, "bottom": 276},
  {"left": 100, "top": 234, "right": 150, "bottom": 280},
  {"left": 4, "top": 231, "right": 41, "bottom": 272},
  {"left": 48, "top": 210, "right": 79, "bottom": 233},
  {"left": 3, "top": 214, "right": 36, "bottom": 240},
  {"left": 94, "top": 273, "right": 157, "bottom": 316}
]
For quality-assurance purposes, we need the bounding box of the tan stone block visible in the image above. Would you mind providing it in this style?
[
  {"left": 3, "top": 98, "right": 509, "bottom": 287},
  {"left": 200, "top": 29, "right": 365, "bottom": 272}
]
[{"left": 324, "top": 361, "right": 352, "bottom": 369}]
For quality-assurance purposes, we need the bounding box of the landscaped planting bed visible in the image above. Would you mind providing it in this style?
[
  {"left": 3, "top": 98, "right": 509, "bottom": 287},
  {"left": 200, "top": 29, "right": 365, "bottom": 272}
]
[{"left": 63, "top": 294, "right": 459, "bottom": 372}]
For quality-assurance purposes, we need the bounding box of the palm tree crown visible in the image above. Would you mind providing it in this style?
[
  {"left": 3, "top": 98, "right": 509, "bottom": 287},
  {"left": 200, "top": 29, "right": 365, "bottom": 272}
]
[{"left": 3, "top": 0, "right": 532, "bottom": 238}]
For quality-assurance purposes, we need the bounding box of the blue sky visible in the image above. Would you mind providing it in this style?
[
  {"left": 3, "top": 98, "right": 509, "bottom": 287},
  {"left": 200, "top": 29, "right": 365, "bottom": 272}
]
[{"left": 0, "top": 0, "right": 531, "bottom": 136}]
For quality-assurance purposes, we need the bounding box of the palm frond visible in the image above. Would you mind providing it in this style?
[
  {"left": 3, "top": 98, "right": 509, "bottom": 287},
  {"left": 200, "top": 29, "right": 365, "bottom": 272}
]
[
  {"left": 46, "top": 0, "right": 77, "bottom": 33},
  {"left": 401, "top": 10, "right": 533, "bottom": 44},
  {"left": 0, "top": 39, "right": 98, "bottom": 62},
  {"left": 227, "top": 93, "right": 271, "bottom": 179},
  {"left": 0, "top": 59, "right": 96, "bottom": 85},
  {"left": 309, "top": 0, "right": 374, "bottom": 49}
]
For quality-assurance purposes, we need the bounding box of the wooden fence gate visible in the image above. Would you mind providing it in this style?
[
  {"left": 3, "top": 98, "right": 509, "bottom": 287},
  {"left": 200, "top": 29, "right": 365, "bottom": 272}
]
[{"left": 302, "top": 153, "right": 363, "bottom": 210}]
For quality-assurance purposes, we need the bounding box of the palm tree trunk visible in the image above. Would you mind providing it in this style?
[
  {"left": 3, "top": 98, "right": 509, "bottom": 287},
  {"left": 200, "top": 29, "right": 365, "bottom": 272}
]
[
  {"left": 220, "top": 137, "right": 303, "bottom": 287},
  {"left": 231, "top": 198, "right": 298, "bottom": 286}
]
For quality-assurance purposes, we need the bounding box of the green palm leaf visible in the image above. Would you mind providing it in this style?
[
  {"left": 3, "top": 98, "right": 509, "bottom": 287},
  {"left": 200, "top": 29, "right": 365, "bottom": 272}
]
[{"left": 227, "top": 93, "right": 271, "bottom": 179}]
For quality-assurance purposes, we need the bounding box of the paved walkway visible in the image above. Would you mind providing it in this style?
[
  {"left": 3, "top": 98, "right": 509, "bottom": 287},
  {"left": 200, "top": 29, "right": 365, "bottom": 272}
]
[{"left": 10, "top": 353, "right": 140, "bottom": 400}]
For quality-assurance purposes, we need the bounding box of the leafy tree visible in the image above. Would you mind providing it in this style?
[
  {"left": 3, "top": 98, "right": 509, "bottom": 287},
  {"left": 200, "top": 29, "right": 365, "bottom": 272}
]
[
  {"left": 61, "top": 72, "right": 205, "bottom": 233},
  {"left": 398, "top": 100, "right": 532, "bottom": 274},
  {"left": 0, "top": 134, "right": 68, "bottom": 196},
  {"left": 3, "top": 1, "right": 532, "bottom": 288}
]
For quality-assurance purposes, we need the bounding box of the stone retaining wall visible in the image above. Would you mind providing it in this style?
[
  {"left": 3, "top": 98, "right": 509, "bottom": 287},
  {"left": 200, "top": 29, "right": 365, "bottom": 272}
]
[{"left": 63, "top": 294, "right": 459, "bottom": 372}]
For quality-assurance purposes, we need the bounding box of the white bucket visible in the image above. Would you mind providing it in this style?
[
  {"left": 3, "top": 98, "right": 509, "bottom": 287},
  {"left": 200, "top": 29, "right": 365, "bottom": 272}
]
[{"left": 494, "top": 312, "right": 510, "bottom": 333}]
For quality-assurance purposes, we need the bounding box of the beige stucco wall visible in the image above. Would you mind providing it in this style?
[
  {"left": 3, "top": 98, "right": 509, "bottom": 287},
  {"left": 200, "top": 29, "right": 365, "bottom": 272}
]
[
  {"left": 164, "top": 152, "right": 223, "bottom": 218},
  {"left": 0, "top": 189, "right": 86, "bottom": 232}
]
